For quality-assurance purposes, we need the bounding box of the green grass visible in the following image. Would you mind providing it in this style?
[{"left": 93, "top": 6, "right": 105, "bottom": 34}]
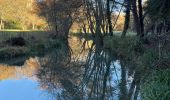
[
  {"left": 0, "top": 30, "right": 71, "bottom": 59},
  {"left": 141, "top": 70, "right": 170, "bottom": 100},
  {"left": 0, "top": 30, "right": 48, "bottom": 43},
  {"left": 0, "top": 47, "right": 30, "bottom": 59},
  {"left": 70, "top": 31, "right": 137, "bottom": 37},
  {"left": 0, "top": 29, "right": 43, "bottom": 31},
  {"left": 0, "top": 30, "right": 49, "bottom": 58},
  {"left": 103, "top": 35, "right": 170, "bottom": 100}
]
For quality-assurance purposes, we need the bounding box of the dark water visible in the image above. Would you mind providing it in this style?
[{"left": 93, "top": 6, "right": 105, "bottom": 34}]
[{"left": 0, "top": 37, "right": 140, "bottom": 100}]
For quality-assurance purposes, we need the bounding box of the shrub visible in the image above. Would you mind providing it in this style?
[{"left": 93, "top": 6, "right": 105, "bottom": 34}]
[
  {"left": 0, "top": 47, "right": 29, "bottom": 59},
  {"left": 5, "top": 37, "right": 26, "bottom": 46}
]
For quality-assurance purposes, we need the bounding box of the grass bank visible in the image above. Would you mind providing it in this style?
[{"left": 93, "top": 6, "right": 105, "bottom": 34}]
[
  {"left": 103, "top": 35, "right": 170, "bottom": 99},
  {"left": 0, "top": 30, "right": 49, "bottom": 59}
]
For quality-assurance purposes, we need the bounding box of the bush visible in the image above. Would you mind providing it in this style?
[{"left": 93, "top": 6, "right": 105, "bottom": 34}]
[
  {"left": 5, "top": 20, "right": 22, "bottom": 29},
  {"left": 0, "top": 47, "right": 29, "bottom": 59},
  {"left": 5, "top": 37, "right": 26, "bottom": 46}
]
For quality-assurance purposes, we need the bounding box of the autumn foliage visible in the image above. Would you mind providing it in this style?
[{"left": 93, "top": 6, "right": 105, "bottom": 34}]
[{"left": 0, "top": 0, "right": 46, "bottom": 30}]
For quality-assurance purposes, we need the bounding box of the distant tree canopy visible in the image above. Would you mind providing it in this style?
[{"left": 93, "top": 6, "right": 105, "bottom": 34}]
[
  {"left": 0, "top": 0, "right": 46, "bottom": 30},
  {"left": 145, "top": 0, "right": 170, "bottom": 21},
  {"left": 143, "top": 0, "right": 170, "bottom": 34},
  {"left": 37, "top": 0, "right": 82, "bottom": 39}
]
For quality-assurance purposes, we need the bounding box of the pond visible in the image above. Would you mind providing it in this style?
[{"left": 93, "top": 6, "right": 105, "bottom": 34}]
[{"left": 0, "top": 37, "right": 140, "bottom": 100}]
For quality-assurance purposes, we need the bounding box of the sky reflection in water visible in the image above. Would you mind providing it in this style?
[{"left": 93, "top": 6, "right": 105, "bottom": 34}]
[
  {"left": 0, "top": 78, "right": 52, "bottom": 100},
  {"left": 0, "top": 57, "right": 54, "bottom": 100}
]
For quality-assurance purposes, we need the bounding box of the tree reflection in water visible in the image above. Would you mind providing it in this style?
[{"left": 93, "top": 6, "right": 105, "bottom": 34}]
[
  {"left": 80, "top": 40, "right": 144, "bottom": 100},
  {"left": 80, "top": 41, "right": 118, "bottom": 100},
  {"left": 37, "top": 38, "right": 142, "bottom": 100},
  {"left": 37, "top": 39, "right": 84, "bottom": 100}
]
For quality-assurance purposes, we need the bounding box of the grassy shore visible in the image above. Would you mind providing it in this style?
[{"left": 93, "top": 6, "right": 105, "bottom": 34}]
[
  {"left": 0, "top": 30, "right": 48, "bottom": 42},
  {"left": 103, "top": 35, "right": 170, "bottom": 99},
  {"left": 0, "top": 30, "right": 49, "bottom": 59}
]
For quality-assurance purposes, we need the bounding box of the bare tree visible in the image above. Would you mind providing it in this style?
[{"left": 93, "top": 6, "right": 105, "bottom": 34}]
[
  {"left": 131, "top": 0, "right": 144, "bottom": 37},
  {"left": 131, "top": 0, "right": 141, "bottom": 36},
  {"left": 107, "top": 0, "right": 113, "bottom": 36},
  {"left": 121, "top": 0, "right": 144, "bottom": 37},
  {"left": 121, "top": 0, "right": 131, "bottom": 38},
  {"left": 37, "top": 0, "right": 82, "bottom": 40},
  {"left": 82, "top": 0, "right": 116, "bottom": 46},
  {"left": 138, "top": 0, "right": 144, "bottom": 37}
]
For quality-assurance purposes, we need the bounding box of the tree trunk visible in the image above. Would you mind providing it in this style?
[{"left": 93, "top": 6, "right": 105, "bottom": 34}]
[
  {"left": 55, "top": 17, "right": 73, "bottom": 41},
  {"left": 95, "top": 0, "right": 104, "bottom": 46},
  {"left": 32, "top": 23, "right": 35, "bottom": 30},
  {"left": 107, "top": 0, "right": 113, "bottom": 36},
  {"left": 138, "top": 0, "right": 144, "bottom": 37},
  {"left": 131, "top": 0, "right": 141, "bottom": 36},
  {"left": 0, "top": 19, "right": 3, "bottom": 30},
  {"left": 22, "top": 26, "right": 25, "bottom": 30},
  {"left": 121, "top": 0, "right": 131, "bottom": 38}
]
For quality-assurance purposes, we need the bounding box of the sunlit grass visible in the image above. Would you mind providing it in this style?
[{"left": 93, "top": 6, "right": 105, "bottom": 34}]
[
  {"left": 0, "top": 29, "right": 41, "bottom": 31},
  {"left": 0, "top": 30, "right": 48, "bottom": 43},
  {"left": 0, "top": 30, "right": 50, "bottom": 59},
  {"left": 70, "top": 31, "right": 137, "bottom": 37}
]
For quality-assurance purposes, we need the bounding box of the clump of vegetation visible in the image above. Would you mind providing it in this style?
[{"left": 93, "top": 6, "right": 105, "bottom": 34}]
[
  {"left": 141, "top": 70, "right": 170, "bottom": 100},
  {"left": 0, "top": 0, "right": 46, "bottom": 30},
  {"left": 103, "top": 35, "right": 170, "bottom": 99},
  {"left": 5, "top": 37, "right": 26, "bottom": 46},
  {"left": 0, "top": 31, "right": 49, "bottom": 58},
  {"left": 0, "top": 47, "right": 30, "bottom": 59},
  {"left": 29, "top": 39, "right": 63, "bottom": 56},
  {"left": 140, "top": 52, "right": 156, "bottom": 68},
  {"left": 103, "top": 36, "right": 143, "bottom": 59}
]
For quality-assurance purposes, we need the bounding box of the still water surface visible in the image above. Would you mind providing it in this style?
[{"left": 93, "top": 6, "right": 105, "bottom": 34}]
[
  {"left": 0, "top": 58, "right": 55, "bottom": 100},
  {"left": 0, "top": 57, "right": 124, "bottom": 100},
  {"left": 0, "top": 37, "right": 139, "bottom": 100}
]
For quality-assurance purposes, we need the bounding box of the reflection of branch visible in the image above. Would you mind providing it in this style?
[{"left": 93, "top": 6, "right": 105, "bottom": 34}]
[
  {"left": 101, "top": 59, "right": 111, "bottom": 99},
  {"left": 119, "top": 62, "right": 127, "bottom": 100},
  {"left": 80, "top": 43, "right": 117, "bottom": 99},
  {"left": 127, "top": 71, "right": 141, "bottom": 100}
]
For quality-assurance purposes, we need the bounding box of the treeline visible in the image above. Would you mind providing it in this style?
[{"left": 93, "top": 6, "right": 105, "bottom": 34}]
[
  {"left": 0, "top": 0, "right": 46, "bottom": 30},
  {"left": 35, "top": 0, "right": 170, "bottom": 39}
]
